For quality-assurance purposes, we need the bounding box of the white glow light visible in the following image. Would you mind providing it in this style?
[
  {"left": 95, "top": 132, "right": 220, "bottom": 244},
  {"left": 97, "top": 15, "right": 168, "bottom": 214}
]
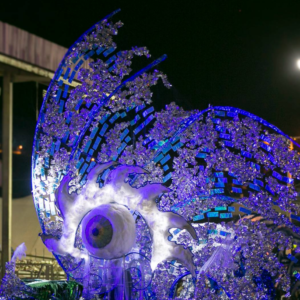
[
  {"left": 297, "top": 59, "right": 300, "bottom": 69},
  {"left": 44, "top": 163, "right": 197, "bottom": 276}
]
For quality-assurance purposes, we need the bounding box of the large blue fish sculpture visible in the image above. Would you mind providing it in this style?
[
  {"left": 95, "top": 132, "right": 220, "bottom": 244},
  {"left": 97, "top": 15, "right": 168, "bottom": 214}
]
[{"left": 32, "top": 9, "right": 300, "bottom": 299}]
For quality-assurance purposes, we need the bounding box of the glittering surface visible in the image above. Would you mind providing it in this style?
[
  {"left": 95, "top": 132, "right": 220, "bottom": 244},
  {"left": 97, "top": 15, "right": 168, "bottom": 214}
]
[
  {"left": 30, "top": 9, "right": 300, "bottom": 299},
  {"left": 0, "top": 254, "right": 35, "bottom": 299}
]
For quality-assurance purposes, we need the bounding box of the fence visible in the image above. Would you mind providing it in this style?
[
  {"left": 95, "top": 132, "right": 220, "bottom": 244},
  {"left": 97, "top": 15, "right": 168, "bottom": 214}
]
[{"left": 0, "top": 252, "right": 66, "bottom": 281}]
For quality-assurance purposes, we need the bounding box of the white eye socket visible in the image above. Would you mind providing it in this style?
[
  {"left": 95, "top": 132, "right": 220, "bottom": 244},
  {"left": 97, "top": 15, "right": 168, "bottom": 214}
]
[{"left": 81, "top": 203, "right": 136, "bottom": 259}]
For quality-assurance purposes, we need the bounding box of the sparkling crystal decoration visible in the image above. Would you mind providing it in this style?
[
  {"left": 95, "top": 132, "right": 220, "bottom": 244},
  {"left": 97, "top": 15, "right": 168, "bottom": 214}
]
[
  {"left": 30, "top": 9, "right": 300, "bottom": 299},
  {"left": 0, "top": 244, "right": 36, "bottom": 299}
]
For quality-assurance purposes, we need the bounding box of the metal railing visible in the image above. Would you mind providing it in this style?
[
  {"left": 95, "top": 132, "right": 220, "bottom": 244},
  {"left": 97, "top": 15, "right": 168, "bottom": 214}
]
[{"left": 0, "top": 251, "right": 66, "bottom": 281}]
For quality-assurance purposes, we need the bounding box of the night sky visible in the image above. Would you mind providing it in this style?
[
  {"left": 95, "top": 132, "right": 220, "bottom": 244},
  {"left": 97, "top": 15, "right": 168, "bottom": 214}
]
[{"left": 1, "top": 0, "right": 300, "bottom": 196}]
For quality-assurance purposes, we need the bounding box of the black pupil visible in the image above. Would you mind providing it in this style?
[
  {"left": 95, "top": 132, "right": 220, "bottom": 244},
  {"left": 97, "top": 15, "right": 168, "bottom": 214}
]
[{"left": 92, "top": 228, "right": 99, "bottom": 236}]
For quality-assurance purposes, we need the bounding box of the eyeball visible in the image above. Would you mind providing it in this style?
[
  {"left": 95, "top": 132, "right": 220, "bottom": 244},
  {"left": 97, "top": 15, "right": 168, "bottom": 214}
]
[
  {"left": 84, "top": 215, "right": 113, "bottom": 249},
  {"left": 81, "top": 203, "right": 136, "bottom": 259}
]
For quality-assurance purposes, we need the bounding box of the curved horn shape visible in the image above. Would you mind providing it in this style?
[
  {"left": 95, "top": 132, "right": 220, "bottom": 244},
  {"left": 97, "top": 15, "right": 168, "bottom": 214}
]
[
  {"left": 86, "top": 161, "right": 117, "bottom": 183},
  {"left": 166, "top": 212, "right": 197, "bottom": 240},
  {"left": 106, "top": 165, "right": 148, "bottom": 188},
  {"left": 55, "top": 174, "right": 75, "bottom": 219}
]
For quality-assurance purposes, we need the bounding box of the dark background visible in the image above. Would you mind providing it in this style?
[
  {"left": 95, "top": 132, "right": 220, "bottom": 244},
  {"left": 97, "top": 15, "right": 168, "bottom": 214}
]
[{"left": 1, "top": 0, "right": 300, "bottom": 196}]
